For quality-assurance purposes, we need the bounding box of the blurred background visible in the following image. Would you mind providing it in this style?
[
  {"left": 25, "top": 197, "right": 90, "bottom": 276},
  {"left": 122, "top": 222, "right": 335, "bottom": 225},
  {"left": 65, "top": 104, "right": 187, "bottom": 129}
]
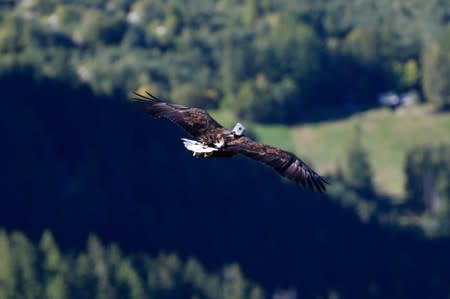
[{"left": 1, "top": 0, "right": 450, "bottom": 298}]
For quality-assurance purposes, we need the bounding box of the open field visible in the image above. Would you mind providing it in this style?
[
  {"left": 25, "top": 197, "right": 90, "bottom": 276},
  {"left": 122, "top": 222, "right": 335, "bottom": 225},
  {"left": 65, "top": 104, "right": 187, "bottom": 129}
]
[{"left": 290, "top": 105, "right": 450, "bottom": 198}]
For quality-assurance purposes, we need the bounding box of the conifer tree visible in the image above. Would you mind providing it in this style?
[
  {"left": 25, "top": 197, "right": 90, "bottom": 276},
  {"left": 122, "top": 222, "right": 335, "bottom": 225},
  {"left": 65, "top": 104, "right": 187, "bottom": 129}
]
[
  {"left": 39, "top": 230, "right": 67, "bottom": 299},
  {"left": 10, "top": 231, "right": 39, "bottom": 299},
  {"left": 86, "top": 235, "right": 115, "bottom": 299},
  {"left": 0, "top": 229, "right": 15, "bottom": 299},
  {"left": 405, "top": 145, "right": 450, "bottom": 215},
  {"left": 341, "top": 125, "right": 374, "bottom": 196}
]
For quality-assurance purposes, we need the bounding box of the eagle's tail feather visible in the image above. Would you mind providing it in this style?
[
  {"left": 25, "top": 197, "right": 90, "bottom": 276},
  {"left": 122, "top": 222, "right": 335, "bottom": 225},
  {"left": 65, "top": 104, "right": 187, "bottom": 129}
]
[{"left": 181, "top": 138, "right": 218, "bottom": 153}]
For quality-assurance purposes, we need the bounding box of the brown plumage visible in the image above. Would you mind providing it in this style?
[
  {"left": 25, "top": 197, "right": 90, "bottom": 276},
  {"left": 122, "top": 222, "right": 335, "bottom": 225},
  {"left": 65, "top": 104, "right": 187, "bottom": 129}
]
[{"left": 131, "top": 91, "right": 329, "bottom": 193}]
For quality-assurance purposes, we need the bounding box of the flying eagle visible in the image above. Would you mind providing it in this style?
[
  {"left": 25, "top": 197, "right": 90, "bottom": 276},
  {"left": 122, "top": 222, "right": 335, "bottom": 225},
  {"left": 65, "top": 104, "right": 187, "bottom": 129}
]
[{"left": 132, "top": 91, "right": 329, "bottom": 193}]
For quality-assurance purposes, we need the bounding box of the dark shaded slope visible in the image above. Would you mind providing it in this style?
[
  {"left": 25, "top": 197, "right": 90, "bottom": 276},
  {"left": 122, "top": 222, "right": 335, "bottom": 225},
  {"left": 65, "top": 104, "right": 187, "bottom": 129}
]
[{"left": 0, "top": 69, "right": 449, "bottom": 299}]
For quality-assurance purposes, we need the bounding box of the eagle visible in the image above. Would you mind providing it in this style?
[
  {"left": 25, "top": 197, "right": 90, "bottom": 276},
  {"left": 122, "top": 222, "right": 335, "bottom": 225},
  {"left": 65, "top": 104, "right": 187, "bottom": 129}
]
[{"left": 132, "top": 91, "right": 329, "bottom": 193}]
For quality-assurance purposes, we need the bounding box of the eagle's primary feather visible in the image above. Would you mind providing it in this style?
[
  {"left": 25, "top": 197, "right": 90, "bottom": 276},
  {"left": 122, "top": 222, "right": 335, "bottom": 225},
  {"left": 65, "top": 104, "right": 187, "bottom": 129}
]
[
  {"left": 226, "top": 137, "right": 328, "bottom": 193},
  {"left": 131, "top": 91, "right": 329, "bottom": 193}
]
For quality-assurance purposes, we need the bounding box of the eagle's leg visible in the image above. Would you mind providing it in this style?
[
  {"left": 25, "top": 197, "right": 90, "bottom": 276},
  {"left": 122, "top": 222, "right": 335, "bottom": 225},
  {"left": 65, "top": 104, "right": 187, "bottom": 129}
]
[{"left": 192, "top": 152, "right": 213, "bottom": 158}]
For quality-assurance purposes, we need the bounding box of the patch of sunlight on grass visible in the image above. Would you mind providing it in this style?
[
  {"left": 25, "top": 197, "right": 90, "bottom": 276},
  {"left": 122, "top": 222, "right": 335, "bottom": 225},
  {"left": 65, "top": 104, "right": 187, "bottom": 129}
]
[
  {"left": 252, "top": 124, "right": 296, "bottom": 153},
  {"left": 208, "top": 109, "right": 236, "bottom": 129}
]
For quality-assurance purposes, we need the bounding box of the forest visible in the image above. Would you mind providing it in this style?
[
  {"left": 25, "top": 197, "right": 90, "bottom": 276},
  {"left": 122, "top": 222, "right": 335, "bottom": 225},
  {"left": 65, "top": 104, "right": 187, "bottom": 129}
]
[
  {"left": 0, "top": 229, "right": 264, "bottom": 299},
  {"left": 1, "top": 0, "right": 450, "bottom": 298}
]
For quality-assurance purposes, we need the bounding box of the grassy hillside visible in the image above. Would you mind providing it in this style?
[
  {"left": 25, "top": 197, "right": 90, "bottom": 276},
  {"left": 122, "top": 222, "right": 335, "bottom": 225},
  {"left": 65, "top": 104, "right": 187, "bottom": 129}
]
[
  {"left": 212, "top": 105, "right": 450, "bottom": 199},
  {"left": 293, "top": 105, "right": 450, "bottom": 199}
]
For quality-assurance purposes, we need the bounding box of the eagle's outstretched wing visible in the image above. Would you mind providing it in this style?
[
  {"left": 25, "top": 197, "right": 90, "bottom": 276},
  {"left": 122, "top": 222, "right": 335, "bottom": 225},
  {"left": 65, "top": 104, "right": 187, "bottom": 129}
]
[
  {"left": 131, "top": 91, "right": 223, "bottom": 138},
  {"left": 227, "top": 137, "right": 329, "bottom": 192}
]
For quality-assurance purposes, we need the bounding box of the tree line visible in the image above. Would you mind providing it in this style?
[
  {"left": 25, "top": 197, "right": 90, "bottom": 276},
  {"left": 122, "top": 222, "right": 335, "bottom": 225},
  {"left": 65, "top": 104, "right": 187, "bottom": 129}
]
[{"left": 0, "top": 0, "right": 449, "bottom": 123}]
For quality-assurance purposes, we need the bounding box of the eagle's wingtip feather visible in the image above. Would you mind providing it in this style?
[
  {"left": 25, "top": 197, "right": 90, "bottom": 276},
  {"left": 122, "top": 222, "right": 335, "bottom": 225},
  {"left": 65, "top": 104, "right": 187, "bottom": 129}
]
[{"left": 130, "top": 90, "right": 162, "bottom": 103}]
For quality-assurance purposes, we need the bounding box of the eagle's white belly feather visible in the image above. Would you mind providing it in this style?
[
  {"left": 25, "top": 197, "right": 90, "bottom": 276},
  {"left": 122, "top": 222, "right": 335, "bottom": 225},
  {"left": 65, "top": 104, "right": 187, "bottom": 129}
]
[{"left": 181, "top": 138, "right": 217, "bottom": 154}]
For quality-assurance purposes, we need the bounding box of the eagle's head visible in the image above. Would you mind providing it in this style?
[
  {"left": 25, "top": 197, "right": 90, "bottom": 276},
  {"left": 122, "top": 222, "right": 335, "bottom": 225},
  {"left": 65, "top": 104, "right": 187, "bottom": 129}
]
[{"left": 232, "top": 122, "right": 245, "bottom": 136}]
